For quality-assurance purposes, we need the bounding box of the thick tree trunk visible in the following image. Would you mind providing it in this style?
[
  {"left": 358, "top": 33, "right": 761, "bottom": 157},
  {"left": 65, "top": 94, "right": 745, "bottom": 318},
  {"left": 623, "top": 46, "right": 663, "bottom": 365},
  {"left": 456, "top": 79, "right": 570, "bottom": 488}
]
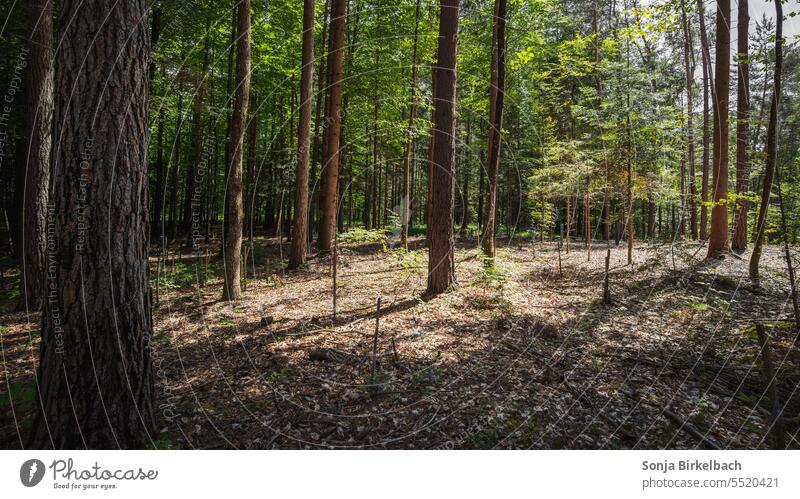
[
  {"left": 19, "top": 0, "right": 54, "bottom": 310},
  {"left": 290, "top": 0, "right": 315, "bottom": 269},
  {"left": 749, "top": 0, "right": 783, "bottom": 278},
  {"left": 732, "top": 0, "right": 750, "bottom": 251},
  {"left": 707, "top": 0, "right": 730, "bottom": 258},
  {"left": 427, "top": 0, "right": 459, "bottom": 294},
  {"left": 222, "top": 0, "right": 251, "bottom": 301},
  {"left": 29, "top": 0, "right": 154, "bottom": 449},
  {"left": 697, "top": 0, "right": 710, "bottom": 241},
  {"left": 318, "top": 0, "right": 347, "bottom": 252},
  {"left": 481, "top": 0, "right": 506, "bottom": 260}
]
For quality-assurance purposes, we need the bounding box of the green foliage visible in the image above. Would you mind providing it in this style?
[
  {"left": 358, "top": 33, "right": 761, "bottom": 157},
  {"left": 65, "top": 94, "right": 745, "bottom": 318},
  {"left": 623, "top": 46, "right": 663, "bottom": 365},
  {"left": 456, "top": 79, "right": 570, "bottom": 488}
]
[{"left": 338, "top": 228, "right": 388, "bottom": 246}]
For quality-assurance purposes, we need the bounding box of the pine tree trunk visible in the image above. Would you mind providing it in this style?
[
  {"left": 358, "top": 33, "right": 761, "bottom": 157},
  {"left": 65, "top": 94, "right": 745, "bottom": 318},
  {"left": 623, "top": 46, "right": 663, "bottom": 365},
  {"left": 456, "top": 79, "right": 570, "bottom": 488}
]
[
  {"left": 732, "top": 0, "right": 750, "bottom": 251},
  {"left": 427, "top": 0, "right": 459, "bottom": 294},
  {"left": 19, "top": 0, "right": 54, "bottom": 310},
  {"left": 29, "top": 0, "right": 154, "bottom": 449},
  {"left": 481, "top": 0, "right": 506, "bottom": 260},
  {"left": 707, "top": 0, "right": 731, "bottom": 258},
  {"left": 222, "top": 0, "right": 251, "bottom": 301},
  {"left": 290, "top": 0, "right": 315, "bottom": 269},
  {"left": 749, "top": 0, "right": 783, "bottom": 278},
  {"left": 318, "top": 0, "right": 347, "bottom": 252}
]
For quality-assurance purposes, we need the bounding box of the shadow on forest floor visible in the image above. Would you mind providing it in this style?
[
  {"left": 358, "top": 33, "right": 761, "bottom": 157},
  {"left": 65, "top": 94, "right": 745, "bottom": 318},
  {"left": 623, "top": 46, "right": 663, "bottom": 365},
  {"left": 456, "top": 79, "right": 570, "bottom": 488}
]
[{"left": 1, "top": 238, "right": 799, "bottom": 449}]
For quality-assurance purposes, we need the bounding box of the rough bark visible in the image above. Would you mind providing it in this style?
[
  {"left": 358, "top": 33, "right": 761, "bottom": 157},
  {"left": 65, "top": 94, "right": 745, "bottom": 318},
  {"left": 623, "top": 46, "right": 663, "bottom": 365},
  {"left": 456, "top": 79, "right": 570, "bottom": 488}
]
[
  {"left": 318, "top": 0, "right": 347, "bottom": 252},
  {"left": 290, "top": 0, "right": 315, "bottom": 269},
  {"left": 222, "top": 0, "right": 251, "bottom": 301},
  {"left": 732, "top": 0, "right": 750, "bottom": 251},
  {"left": 29, "top": 0, "right": 154, "bottom": 449},
  {"left": 19, "top": 0, "right": 54, "bottom": 310},
  {"left": 427, "top": 0, "right": 459, "bottom": 294},
  {"left": 707, "top": 0, "right": 730, "bottom": 258}
]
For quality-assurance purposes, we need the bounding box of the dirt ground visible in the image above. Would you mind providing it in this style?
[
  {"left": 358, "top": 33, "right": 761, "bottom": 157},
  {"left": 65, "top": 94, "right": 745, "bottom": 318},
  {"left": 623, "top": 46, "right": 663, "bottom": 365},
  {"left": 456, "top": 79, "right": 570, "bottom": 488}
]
[{"left": 2, "top": 235, "right": 799, "bottom": 449}]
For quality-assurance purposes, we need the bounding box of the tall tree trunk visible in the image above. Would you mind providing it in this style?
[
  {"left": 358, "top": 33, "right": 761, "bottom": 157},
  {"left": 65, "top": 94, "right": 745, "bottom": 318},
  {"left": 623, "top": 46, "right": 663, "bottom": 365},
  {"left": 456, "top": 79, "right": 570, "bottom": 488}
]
[
  {"left": 732, "top": 0, "right": 750, "bottom": 251},
  {"left": 290, "top": 0, "right": 315, "bottom": 269},
  {"left": 19, "top": 0, "right": 54, "bottom": 310},
  {"left": 481, "top": 0, "right": 506, "bottom": 260},
  {"left": 401, "top": 0, "right": 421, "bottom": 250},
  {"left": 707, "top": 0, "right": 731, "bottom": 258},
  {"left": 749, "top": 0, "right": 783, "bottom": 278},
  {"left": 222, "top": 0, "right": 251, "bottom": 301},
  {"left": 697, "top": 0, "right": 711, "bottom": 241},
  {"left": 427, "top": 0, "right": 459, "bottom": 294},
  {"left": 682, "top": 5, "right": 697, "bottom": 240},
  {"left": 318, "top": 0, "right": 347, "bottom": 252},
  {"left": 29, "top": 0, "right": 153, "bottom": 449},
  {"left": 310, "top": 0, "right": 330, "bottom": 245}
]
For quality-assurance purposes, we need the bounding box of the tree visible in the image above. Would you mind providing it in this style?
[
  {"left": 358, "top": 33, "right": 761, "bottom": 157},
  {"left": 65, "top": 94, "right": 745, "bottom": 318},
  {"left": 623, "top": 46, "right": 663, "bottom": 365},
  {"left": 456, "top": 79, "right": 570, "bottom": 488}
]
[
  {"left": 222, "top": 0, "right": 252, "bottom": 301},
  {"left": 681, "top": 3, "right": 696, "bottom": 240},
  {"left": 401, "top": 0, "right": 422, "bottom": 250},
  {"left": 290, "top": 0, "right": 315, "bottom": 269},
  {"left": 481, "top": 0, "right": 507, "bottom": 260},
  {"left": 697, "top": 0, "right": 710, "bottom": 241},
  {"left": 29, "top": 0, "right": 154, "bottom": 448},
  {"left": 19, "top": 0, "right": 54, "bottom": 310},
  {"left": 707, "top": 0, "right": 730, "bottom": 258},
  {"left": 731, "top": 0, "right": 750, "bottom": 251},
  {"left": 318, "top": 0, "right": 347, "bottom": 252},
  {"left": 427, "top": 0, "right": 459, "bottom": 294},
  {"left": 749, "top": 0, "right": 783, "bottom": 278}
]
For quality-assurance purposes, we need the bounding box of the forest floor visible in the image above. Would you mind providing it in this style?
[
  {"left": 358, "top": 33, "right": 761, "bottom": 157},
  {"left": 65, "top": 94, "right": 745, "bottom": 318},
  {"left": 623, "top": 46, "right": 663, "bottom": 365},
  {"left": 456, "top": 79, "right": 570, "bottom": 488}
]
[{"left": 1, "top": 235, "right": 799, "bottom": 449}]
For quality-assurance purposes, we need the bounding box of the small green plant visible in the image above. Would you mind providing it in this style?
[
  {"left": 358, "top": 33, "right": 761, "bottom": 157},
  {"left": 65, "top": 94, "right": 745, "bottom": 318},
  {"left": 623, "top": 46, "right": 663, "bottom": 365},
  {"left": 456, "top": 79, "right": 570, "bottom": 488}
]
[
  {"left": 338, "top": 228, "right": 388, "bottom": 245},
  {"left": 390, "top": 248, "right": 424, "bottom": 277},
  {"left": 269, "top": 367, "right": 290, "bottom": 383}
]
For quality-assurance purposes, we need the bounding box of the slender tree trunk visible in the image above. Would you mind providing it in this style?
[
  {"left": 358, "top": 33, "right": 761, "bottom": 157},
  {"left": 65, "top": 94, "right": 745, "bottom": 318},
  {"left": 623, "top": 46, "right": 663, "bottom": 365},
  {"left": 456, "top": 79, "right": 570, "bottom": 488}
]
[
  {"left": 749, "top": 0, "right": 783, "bottom": 278},
  {"left": 697, "top": 0, "right": 711, "bottom": 241},
  {"left": 19, "top": 0, "right": 54, "bottom": 310},
  {"left": 401, "top": 0, "right": 421, "bottom": 250},
  {"left": 427, "top": 0, "right": 459, "bottom": 294},
  {"left": 707, "top": 0, "right": 731, "bottom": 258},
  {"left": 318, "top": 0, "right": 347, "bottom": 252},
  {"left": 682, "top": 5, "right": 697, "bottom": 240},
  {"left": 222, "top": 0, "right": 251, "bottom": 301},
  {"left": 29, "top": 0, "right": 153, "bottom": 449},
  {"left": 310, "top": 0, "right": 330, "bottom": 245},
  {"left": 481, "top": 0, "right": 506, "bottom": 260},
  {"left": 732, "top": 0, "right": 750, "bottom": 251},
  {"left": 290, "top": 0, "right": 315, "bottom": 269}
]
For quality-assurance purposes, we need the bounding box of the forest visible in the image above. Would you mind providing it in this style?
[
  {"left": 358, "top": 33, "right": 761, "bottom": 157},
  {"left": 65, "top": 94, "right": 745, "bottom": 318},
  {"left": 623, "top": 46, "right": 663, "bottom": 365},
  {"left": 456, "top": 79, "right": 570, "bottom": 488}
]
[{"left": 0, "top": 0, "right": 799, "bottom": 450}]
